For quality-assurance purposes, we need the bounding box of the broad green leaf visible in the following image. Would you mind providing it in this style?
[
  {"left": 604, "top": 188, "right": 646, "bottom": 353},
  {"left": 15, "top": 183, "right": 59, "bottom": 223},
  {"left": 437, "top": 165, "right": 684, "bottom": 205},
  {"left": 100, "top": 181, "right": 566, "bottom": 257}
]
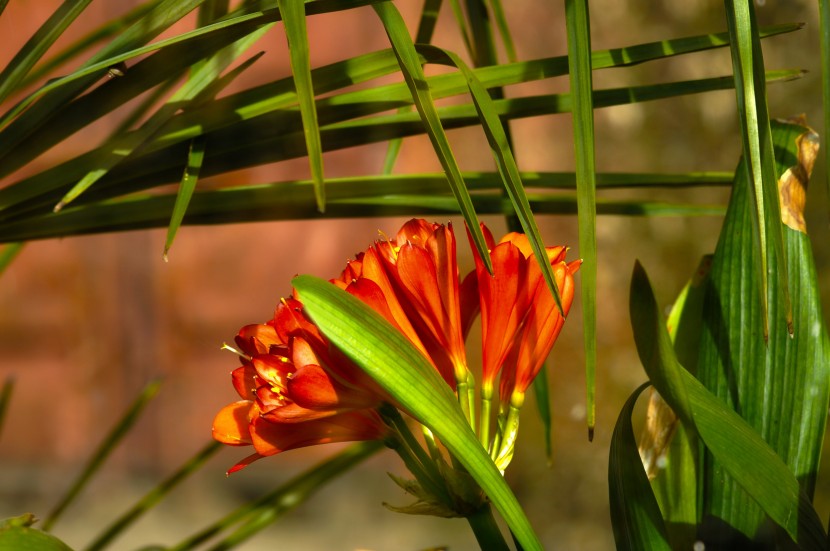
[
  {"left": 84, "top": 441, "right": 222, "bottom": 551},
  {"left": 0, "top": 0, "right": 94, "bottom": 105},
  {"left": 163, "top": 136, "right": 206, "bottom": 261},
  {"left": 277, "top": 0, "right": 325, "bottom": 211},
  {"left": 168, "top": 441, "right": 382, "bottom": 551},
  {"left": 724, "top": 0, "right": 791, "bottom": 339},
  {"left": 696, "top": 118, "right": 830, "bottom": 542},
  {"left": 608, "top": 383, "right": 672, "bottom": 551},
  {"left": 42, "top": 379, "right": 163, "bottom": 532},
  {"left": 0, "top": 515, "right": 73, "bottom": 551},
  {"left": 373, "top": 2, "right": 493, "bottom": 274},
  {"left": 565, "top": 0, "right": 598, "bottom": 440},
  {"left": 293, "top": 275, "right": 543, "bottom": 551},
  {"left": 629, "top": 262, "right": 826, "bottom": 549}
]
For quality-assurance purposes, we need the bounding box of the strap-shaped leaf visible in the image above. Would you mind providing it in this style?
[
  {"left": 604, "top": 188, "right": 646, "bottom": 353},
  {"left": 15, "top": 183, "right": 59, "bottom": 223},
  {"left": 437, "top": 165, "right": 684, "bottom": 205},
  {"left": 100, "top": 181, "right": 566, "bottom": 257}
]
[
  {"left": 277, "top": 0, "right": 325, "bottom": 211},
  {"left": 164, "top": 136, "right": 206, "bottom": 260},
  {"left": 564, "top": 0, "right": 598, "bottom": 440},
  {"left": 629, "top": 262, "right": 826, "bottom": 549},
  {"left": 724, "top": 0, "right": 791, "bottom": 338},
  {"left": 608, "top": 382, "right": 671, "bottom": 551},
  {"left": 0, "top": 0, "right": 94, "bottom": 105},
  {"left": 293, "top": 275, "right": 543, "bottom": 551},
  {"left": 696, "top": 119, "right": 830, "bottom": 541},
  {"left": 372, "top": 2, "right": 492, "bottom": 273}
]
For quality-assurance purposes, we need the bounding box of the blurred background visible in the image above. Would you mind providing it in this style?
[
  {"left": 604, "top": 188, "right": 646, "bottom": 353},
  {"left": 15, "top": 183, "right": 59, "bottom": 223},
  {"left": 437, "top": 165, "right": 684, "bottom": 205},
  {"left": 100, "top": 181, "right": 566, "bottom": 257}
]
[{"left": 1, "top": 1, "right": 828, "bottom": 549}]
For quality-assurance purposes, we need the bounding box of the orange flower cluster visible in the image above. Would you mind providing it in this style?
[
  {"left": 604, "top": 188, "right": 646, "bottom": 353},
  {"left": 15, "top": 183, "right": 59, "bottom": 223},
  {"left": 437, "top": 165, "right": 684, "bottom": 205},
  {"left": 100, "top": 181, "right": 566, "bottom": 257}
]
[{"left": 213, "top": 219, "right": 580, "bottom": 472}]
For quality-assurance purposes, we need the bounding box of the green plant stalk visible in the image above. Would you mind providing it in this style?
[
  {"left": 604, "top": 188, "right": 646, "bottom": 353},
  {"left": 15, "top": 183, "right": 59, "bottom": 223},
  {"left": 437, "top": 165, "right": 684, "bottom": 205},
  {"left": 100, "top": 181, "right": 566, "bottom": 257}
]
[
  {"left": 0, "top": 376, "right": 14, "bottom": 445},
  {"left": 466, "top": 503, "right": 511, "bottom": 551},
  {"left": 380, "top": 405, "right": 451, "bottom": 503},
  {"left": 493, "top": 402, "right": 521, "bottom": 470},
  {"left": 42, "top": 378, "right": 163, "bottom": 532},
  {"left": 84, "top": 441, "right": 222, "bottom": 551}
]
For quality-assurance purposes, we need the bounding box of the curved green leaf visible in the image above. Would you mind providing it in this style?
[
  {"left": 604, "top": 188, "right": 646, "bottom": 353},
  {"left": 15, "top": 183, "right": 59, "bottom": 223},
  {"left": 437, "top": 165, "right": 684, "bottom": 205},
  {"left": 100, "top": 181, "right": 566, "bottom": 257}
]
[
  {"left": 293, "top": 275, "right": 542, "bottom": 551},
  {"left": 629, "top": 262, "right": 826, "bottom": 549},
  {"left": 609, "top": 382, "right": 672, "bottom": 551}
]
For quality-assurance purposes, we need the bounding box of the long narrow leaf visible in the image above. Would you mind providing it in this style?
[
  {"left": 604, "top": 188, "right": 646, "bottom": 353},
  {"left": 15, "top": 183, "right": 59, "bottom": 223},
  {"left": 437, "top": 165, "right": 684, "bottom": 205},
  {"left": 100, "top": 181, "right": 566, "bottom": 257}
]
[
  {"left": 0, "top": 376, "right": 14, "bottom": 445},
  {"left": 164, "top": 136, "right": 206, "bottom": 260},
  {"left": 42, "top": 379, "right": 163, "bottom": 531},
  {"left": 0, "top": 242, "right": 23, "bottom": 276},
  {"left": 724, "top": 0, "right": 791, "bottom": 338},
  {"left": 84, "top": 441, "right": 222, "bottom": 551},
  {"left": 277, "top": 0, "right": 325, "bottom": 211},
  {"left": 293, "top": 275, "right": 542, "bottom": 550},
  {"left": 0, "top": 0, "right": 94, "bottom": 105},
  {"left": 373, "top": 2, "right": 492, "bottom": 273},
  {"left": 564, "top": 0, "right": 598, "bottom": 440}
]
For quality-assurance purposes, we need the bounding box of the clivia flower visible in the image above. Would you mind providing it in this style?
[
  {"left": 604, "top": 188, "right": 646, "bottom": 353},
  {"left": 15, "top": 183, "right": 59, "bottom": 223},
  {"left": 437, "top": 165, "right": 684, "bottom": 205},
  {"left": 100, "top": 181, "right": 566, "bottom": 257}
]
[{"left": 213, "top": 218, "right": 580, "bottom": 477}]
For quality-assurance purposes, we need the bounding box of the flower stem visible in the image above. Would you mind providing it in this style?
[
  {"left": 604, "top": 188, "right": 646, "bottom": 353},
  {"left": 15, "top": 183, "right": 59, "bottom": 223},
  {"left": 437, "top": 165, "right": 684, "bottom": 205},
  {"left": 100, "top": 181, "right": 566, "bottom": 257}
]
[
  {"left": 379, "top": 404, "right": 449, "bottom": 502},
  {"left": 466, "top": 504, "right": 511, "bottom": 551},
  {"left": 494, "top": 402, "right": 522, "bottom": 471},
  {"left": 479, "top": 394, "right": 492, "bottom": 451}
]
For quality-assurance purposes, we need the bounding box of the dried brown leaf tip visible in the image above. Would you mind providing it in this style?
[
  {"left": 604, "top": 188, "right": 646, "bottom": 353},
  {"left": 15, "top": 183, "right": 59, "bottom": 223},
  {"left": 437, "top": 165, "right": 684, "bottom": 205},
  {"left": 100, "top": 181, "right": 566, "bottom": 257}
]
[{"left": 778, "top": 119, "right": 819, "bottom": 234}]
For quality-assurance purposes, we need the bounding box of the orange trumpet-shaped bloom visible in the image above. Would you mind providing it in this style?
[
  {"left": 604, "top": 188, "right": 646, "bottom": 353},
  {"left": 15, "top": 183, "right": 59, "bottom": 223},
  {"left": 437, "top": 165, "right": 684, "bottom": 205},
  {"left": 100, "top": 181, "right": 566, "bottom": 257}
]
[
  {"left": 469, "top": 225, "right": 579, "bottom": 400},
  {"left": 372, "top": 219, "right": 470, "bottom": 387}
]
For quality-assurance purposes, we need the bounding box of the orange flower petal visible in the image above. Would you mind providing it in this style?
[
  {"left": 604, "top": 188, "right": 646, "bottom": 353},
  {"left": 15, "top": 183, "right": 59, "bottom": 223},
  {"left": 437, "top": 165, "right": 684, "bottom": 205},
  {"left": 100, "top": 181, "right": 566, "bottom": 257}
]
[{"left": 212, "top": 401, "right": 254, "bottom": 446}]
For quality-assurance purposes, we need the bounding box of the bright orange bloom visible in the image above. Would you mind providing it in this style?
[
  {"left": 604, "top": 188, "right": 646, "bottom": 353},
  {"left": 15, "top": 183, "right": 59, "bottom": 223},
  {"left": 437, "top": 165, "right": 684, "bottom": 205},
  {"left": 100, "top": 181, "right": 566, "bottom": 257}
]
[
  {"left": 372, "top": 219, "right": 469, "bottom": 387},
  {"left": 212, "top": 298, "right": 388, "bottom": 473},
  {"left": 469, "top": 225, "right": 580, "bottom": 401}
]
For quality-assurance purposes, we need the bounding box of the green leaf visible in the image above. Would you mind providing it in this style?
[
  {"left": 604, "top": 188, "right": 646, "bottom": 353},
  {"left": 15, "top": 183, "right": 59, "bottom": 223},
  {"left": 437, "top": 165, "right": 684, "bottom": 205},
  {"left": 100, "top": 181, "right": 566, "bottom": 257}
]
[
  {"left": 52, "top": 25, "right": 268, "bottom": 211},
  {"left": 372, "top": 2, "right": 492, "bottom": 274},
  {"left": 293, "top": 275, "right": 542, "bottom": 551},
  {"left": 0, "top": 242, "right": 24, "bottom": 277},
  {"left": 164, "top": 136, "right": 206, "bottom": 261},
  {"left": 724, "top": 0, "right": 791, "bottom": 339},
  {"left": 565, "top": 0, "right": 598, "bottom": 440},
  {"left": 0, "top": 515, "right": 73, "bottom": 551},
  {"left": 629, "top": 261, "right": 826, "bottom": 549},
  {"left": 41, "top": 379, "right": 163, "bottom": 532},
  {"left": 608, "top": 383, "right": 672, "bottom": 551},
  {"left": 0, "top": 0, "right": 94, "bottom": 105},
  {"left": 277, "top": 0, "right": 326, "bottom": 211},
  {"left": 695, "top": 118, "right": 830, "bottom": 542}
]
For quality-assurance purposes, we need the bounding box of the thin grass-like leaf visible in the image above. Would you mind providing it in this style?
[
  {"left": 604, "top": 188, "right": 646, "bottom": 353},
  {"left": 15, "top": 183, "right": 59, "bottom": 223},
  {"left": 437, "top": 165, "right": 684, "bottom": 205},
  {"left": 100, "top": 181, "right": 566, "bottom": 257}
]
[
  {"left": 42, "top": 379, "right": 163, "bottom": 532},
  {"left": 0, "top": 0, "right": 208, "bottom": 151},
  {"left": 373, "top": 2, "right": 492, "bottom": 273},
  {"left": 0, "top": 376, "right": 14, "bottom": 445},
  {"left": 52, "top": 30, "right": 268, "bottom": 212},
  {"left": 168, "top": 441, "right": 382, "bottom": 551},
  {"left": 609, "top": 382, "right": 672, "bottom": 551},
  {"left": 277, "top": 0, "right": 325, "bottom": 211},
  {"left": 0, "top": 242, "right": 23, "bottom": 276},
  {"left": 164, "top": 136, "right": 206, "bottom": 261},
  {"left": 0, "top": 0, "right": 94, "bottom": 105},
  {"left": 724, "top": 0, "right": 791, "bottom": 339},
  {"left": 564, "top": 0, "right": 598, "bottom": 440},
  {"left": 293, "top": 275, "right": 542, "bottom": 550},
  {"left": 630, "top": 262, "right": 826, "bottom": 549},
  {"left": 488, "top": 0, "right": 516, "bottom": 63},
  {"left": 84, "top": 441, "right": 222, "bottom": 551}
]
